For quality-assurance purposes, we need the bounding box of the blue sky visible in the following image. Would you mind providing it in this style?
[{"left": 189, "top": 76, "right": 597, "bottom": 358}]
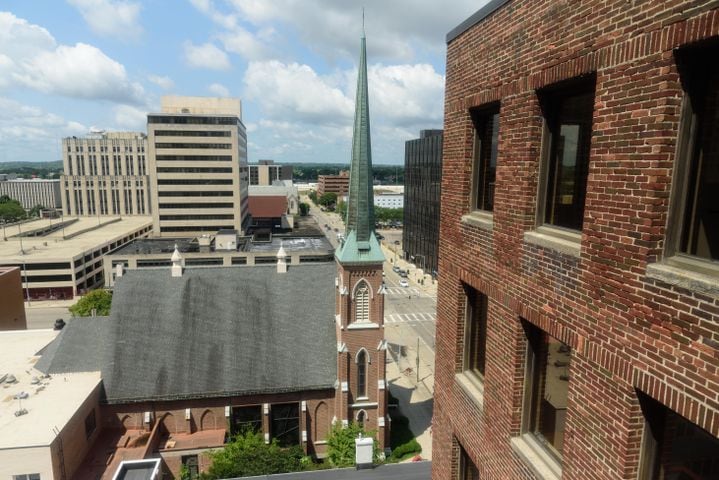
[{"left": 0, "top": 0, "right": 484, "bottom": 165}]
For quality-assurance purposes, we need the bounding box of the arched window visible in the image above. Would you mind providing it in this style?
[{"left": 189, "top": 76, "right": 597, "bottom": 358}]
[
  {"left": 357, "top": 410, "right": 367, "bottom": 428},
  {"left": 357, "top": 349, "right": 367, "bottom": 398},
  {"left": 354, "top": 281, "right": 370, "bottom": 323}
]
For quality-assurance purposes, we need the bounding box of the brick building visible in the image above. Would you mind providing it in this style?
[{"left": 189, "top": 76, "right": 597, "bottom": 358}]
[
  {"left": 318, "top": 170, "right": 350, "bottom": 197},
  {"left": 0, "top": 267, "right": 26, "bottom": 330},
  {"left": 433, "top": 1, "right": 719, "bottom": 480}
]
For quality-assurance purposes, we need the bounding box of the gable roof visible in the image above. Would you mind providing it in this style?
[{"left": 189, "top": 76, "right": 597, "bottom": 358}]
[
  {"left": 37, "top": 263, "right": 338, "bottom": 404},
  {"left": 248, "top": 195, "right": 288, "bottom": 218}
]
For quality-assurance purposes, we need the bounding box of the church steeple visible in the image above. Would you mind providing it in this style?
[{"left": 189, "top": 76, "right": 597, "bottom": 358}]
[{"left": 336, "top": 29, "right": 384, "bottom": 265}]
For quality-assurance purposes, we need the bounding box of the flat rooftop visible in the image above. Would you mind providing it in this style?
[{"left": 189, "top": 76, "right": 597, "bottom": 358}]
[
  {"left": 0, "top": 329, "right": 101, "bottom": 449},
  {"left": 110, "top": 235, "right": 333, "bottom": 256},
  {"left": 0, "top": 216, "right": 152, "bottom": 263}
]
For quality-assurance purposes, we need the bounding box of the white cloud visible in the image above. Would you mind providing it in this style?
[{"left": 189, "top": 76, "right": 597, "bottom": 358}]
[
  {"left": 219, "top": 27, "right": 274, "bottom": 61},
  {"left": 244, "top": 60, "right": 353, "bottom": 125},
  {"left": 183, "top": 41, "right": 231, "bottom": 70},
  {"left": 67, "top": 0, "right": 142, "bottom": 41},
  {"left": 208, "top": 83, "right": 230, "bottom": 97},
  {"left": 368, "top": 64, "right": 444, "bottom": 126},
  {"left": 113, "top": 104, "right": 147, "bottom": 130},
  {"left": 0, "top": 12, "right": 145, "bottom": 104},
  {"left": 148, "top": 74, "right": 174, "bottom": 90}
]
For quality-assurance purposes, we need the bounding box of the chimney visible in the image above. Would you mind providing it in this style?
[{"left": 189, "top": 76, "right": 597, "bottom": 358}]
[
  {"left": 115, "top": 263, "right": 124, "bottom": 278},
  {"left": 171, "top": 244, "right": 183, "bottom": 277},
  {"left": 276, "top": 242, "right": 288, "bottom": 274}
]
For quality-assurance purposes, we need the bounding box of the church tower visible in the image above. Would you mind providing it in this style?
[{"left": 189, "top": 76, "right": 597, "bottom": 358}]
[{"left": 334, "top": 27, "right": 389, "bottom": 451}]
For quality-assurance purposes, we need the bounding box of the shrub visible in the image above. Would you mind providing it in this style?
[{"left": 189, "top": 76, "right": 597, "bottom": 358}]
[{"left": 326, "top": 421, "right": 380, "bottom": 467}]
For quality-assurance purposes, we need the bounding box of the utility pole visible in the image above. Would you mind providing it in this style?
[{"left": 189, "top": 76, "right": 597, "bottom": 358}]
[{"left": 416, "top": 337, "right": 420, "bottom": 384}]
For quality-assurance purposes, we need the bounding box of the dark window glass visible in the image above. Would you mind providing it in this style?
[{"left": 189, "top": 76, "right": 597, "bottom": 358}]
[
  {"left": 181, "top": 455, "right": 199, "bottom": 480},
  {"left": 471, "top": 106, "right": 500, "bottom": 211},
  {"left": 541, "top": 80, "right": 595, "bottom": 230},
  {"left": 159, "top": 203, "right": 234, "bottom": 209},
  {"left": 271, "top": 403, "right": 300, "bottom": 447},
  {"left": 154, "top": 130, "right": 231, "bottom": 137},
  {"left": 156, "top": 155, "right": 232, "bottom": 162},
  {"left": 230, "top": 405, "right": 262, "bottom": 435},
  {"left": 160, "top": 225, "right": 234, "bottom": 232},
  {"left": 677, "top": 48, "right": 719, "bottom": 261},
  {"left": 155, "top": 143, "right": 232, "bottom": 149},
  {"left": 84, "top": 410, "right": 96, "bottom": 439},
  {"left": 159, "top": 214, "right": 234, "bottom": 220},
  {"left": 148, "top": 115, "right": 239, "bottom": 125},
  {"left": 157, "top": 167, "right": 233, "bottom": 174},
  {"left": 523, "top": 322, "right": 571, "bottom": 461},
  {"left": 357, "top": 350, "right": 367, "bottom": 398},
  {"left": 639, "top": 393, "right": 719, "bottom": 479},
  {"left": 459, "top": 444, "right": 479, "bottom": 480},
  {"left": 157, "top": 179, "right": 233, "bottom": 185},
  {"left": 464, "top": 286, "right": 488, "bottom": 381},
  {"left": 158, "top": 191, "right": 233, "bottom": 197}
]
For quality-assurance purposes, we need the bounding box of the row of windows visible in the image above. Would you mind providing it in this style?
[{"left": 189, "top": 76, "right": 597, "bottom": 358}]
[
  {"left": 157, "top": 179, "right": 234, "bottom": 185},
  {"left": 149, "top": 116, "right": 239, "bottom": 125},
  {"left": 156, "top": 155, "right": 233, "bottom": 162},
  {"left": 159, "top": 225, "right": 234, "bottom": 232},
  {"left": 159, "top": 203, "right": 234, "bottom": 209},
  {"left": 159, "top": 214, "right": 235, "bottom": 220},
  {"left": 157, "top": 191, "right": 234, "bottom": 197},
  {"left": 470, "top": 43, "right": 719, "bottom": 264},
  {"left": 459, "top": 285, "right": 719, "bottom": 478},
  {"left": 155, "top": 143, "right": 232, "bottom": 150},
  {"left": 154, "top": 130, "right": 231, "bottom": 137},
  {"left": 156, "top": 167, "right": 234, "bottom": 174}
]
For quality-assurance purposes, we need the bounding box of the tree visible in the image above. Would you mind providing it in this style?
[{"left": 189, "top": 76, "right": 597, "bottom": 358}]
[
  {"left": 69, "top": 289, "right": 113, "bottom": 317},
  {"left": 299, "top": 202, "right": 310, "bottom": 216},
  {"left": 308, "top": 190, "right": 318, "bottom": 204},
  {"left": 325, "top": 421, "right": 380, "bottom": 467},
  {"left": 335, "top": 200, "right": 347, "bottom": 219},
  {"left": 203, "top": 430, "right": 307, "bottom": 479},
  {"left": 29, "top": 204, "right": 46, "bottom": 218},
  {"left": 318, "top": 192, "right": 338, "bottom": 207},
  {"left": 0, "top": 197, "right": 26, "bottom": 223}
]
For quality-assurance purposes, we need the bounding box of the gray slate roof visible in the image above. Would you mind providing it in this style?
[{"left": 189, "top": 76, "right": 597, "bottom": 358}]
[{"left": 37, "top": 263, "right": 338, "bottom": 404}]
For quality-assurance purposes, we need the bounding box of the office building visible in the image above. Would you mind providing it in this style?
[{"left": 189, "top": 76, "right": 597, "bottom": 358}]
[
  {"left": 249, "top": 160, "right": 293, "bottom": 185},
  {"left": 0, "top": 178, "right": 61, "bottom": 210},
  {"left": 0, "top": 216, "right": 152, "bottom": 299},
  {"left": 374, "top": 192, "right": 404, "bottom": 209},
  {"left": 317, "top": 170, "right": 350, "bottom": 196},
  {"left": 61, "top": 131, "right": 150, "bottom": 216},
  {"left": 0, "top": 267, "right": 26, "bottom": 330},
  {"left": 433, "top": 2, "right": 719, "bottom": 480},
  {"left": 403, "top": 129, "right": 442, "bottom": 276},
  {"left": 148, "top": 96, "right": 249, "bottom": 237}
]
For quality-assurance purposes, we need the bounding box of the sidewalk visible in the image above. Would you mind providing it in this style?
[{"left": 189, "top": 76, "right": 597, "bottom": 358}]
[
  {"left": 25, "top": 298, "right": 75, "bottom": 309},
  {"left": 380, "top": 244, "right": 437, "bottom": 298},
  {"left": 386, "top": 337, "right": 435, "bottom": 460}
]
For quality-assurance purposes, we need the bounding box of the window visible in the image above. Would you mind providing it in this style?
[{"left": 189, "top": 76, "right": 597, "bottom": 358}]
[
  {"left": 521, "top": 321, "right": 571, "bottom": 462},
  {"left": 182, "top": 455, "right": 199, "bottom": 480},
  {"left": 230, "top": 405, "right": 262, "bottom": 435},
  {"left": 470, "top": 104, "right": 500, "bottom": 212},
  {"left": 271, "top": 403, "right": 300, "bottom": 447},
  {"left": 638, "top": 392, "right": 719, "bottom": 479},
  {"left": 85, "top": 409, "right": 96, "bottom": 439},
  {"left": 13, "top": 475, "right": 40, "bottom": 480},
  {"left": 669, "top": 44, "right": 719, "bottom": 263},
  {"left": 354, "top": 281, "right": 370, "bottom": 323},
  {"left": 459, "top": 444, "right": 479, "bottom": 480},
  {"left": 538, "top": 76, "right": 596, "bottom": 231},
  {"left": 463, "top": 286, "right": 488, "bottom": 383},
  {"left": 357, "top": 349, "right": 368, "bottom": 398},
  {"left": 357, "top": 410, "right": 366, "bottom": 428}
]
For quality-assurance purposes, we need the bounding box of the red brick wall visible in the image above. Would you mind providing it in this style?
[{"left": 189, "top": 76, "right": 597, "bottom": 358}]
[{"left": 434, "top": 1, "right": 719, "bottom": 479}]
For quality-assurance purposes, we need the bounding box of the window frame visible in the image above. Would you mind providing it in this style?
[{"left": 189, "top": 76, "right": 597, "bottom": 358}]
[
  {"left": 535, "top": 75, "right": 597, "bottom": 234},
  {"left": 271, "top": 403, "right": 300, "bottom": 447},
  {"left": 462, "top": 285, "right": 488, "bottom": 386},
  {"left": 357, "top": 349, "right": 368, "bottom": 399},
  {"left": 458, "top": 443, "right": 479, "bottom": 480},
  {"left": 469, "top": 103, "right": 501, "bottom": 214},
  {"left": 354, "top": 281, "right": 370, "bottom": 323}
]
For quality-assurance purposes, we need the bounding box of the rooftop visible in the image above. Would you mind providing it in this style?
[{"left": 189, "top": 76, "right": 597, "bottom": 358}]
[
  {"left": 0, "top": 329, "right": 101, "bottom": 449},
  {"left": 248, "top": 195, "right": 288, "bottom": 218},
  {"left": 0, "top": 216, "right": 152, "bottom": 263},
  {"left": 37, "top": 262, "right": 338, "bottom": 403},
  {"left": 446, "top": 0, "right": 510, "bottom": 43},
  {"left": 109, "top": 235, "right": 332, "bottom": 256}
]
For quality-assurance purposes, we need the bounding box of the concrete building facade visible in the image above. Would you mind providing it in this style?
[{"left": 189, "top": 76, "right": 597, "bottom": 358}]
[
  {"left": 0, "top": 266, "right": 26, "bottom": 330},
  {"left": 61, "top": 132, "right": 150, "bottom": 216},
  {"left": 433, "top": 2, "right": 719, "bottom": 480},
  {"left": 249, "top": 160, "right": 293, "bottom": 186},
  {"left": 148, "top": 96, "right": 249, "bottom": 237},
  {"left": 0, "top": 179, "right": 61, "bottom": 210},
  {"left": 317, "top": 171, "right": 350, "bottom": 197},
  {"left": 403, "top": 129, "right": 442, "bottom": 277},
  {"left": 374, "top": 193, "right": 404, "bottom": 209}
]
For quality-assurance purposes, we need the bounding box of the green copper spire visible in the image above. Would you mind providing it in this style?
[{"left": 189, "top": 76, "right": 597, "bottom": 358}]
[{"left": 336, "top": 28, "right": 384, "bottom": 265}]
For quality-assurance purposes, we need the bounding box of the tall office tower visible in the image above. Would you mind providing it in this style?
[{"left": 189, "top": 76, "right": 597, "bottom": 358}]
[
  {"left": 61, "top": 131, "right": 150, "bottom": 216},
  {"left": 403, "top": 129, "right": 442, "bottom": 277},
  {"left": 147, "top": 96, "right": 249, "bottom": 237},
  {"left": 249, "top": 160, "right": 293, "bottom": 186},
  {"left": 334, "top": 30, "right": 389, "bottom": 451}
]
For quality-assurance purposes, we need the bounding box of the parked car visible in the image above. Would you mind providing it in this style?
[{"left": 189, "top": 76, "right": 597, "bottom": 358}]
[
  {"left": 392, "top": 265, "right": 400, "bottom": 273},
  {"left": 399, "top": 279, "right": 409, "bottom": 288},
  {"left": 399, "top": 270, "right": 408, "bottom": 278}
]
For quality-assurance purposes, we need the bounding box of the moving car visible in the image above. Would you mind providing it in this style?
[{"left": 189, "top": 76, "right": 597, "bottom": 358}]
[{"left": 399, "top": 279, "right": 409, "bottom": 288}]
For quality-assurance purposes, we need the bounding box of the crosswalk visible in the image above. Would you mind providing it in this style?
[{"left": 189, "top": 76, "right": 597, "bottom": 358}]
[
  {"left": 385, "top": 287, "right": 423, "bottom": 296},
  {"left": 385, "top": 312, "right": 436, "bottom": 324}
]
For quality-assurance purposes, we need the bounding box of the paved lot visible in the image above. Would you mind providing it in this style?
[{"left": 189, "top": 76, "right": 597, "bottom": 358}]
[{"left": 240, "top": 461, "right": 431, "bottom": 480}]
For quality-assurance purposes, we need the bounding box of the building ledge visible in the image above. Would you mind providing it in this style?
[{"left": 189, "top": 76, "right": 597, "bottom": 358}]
[
  {"left": 510, "top": 435, "right": 562, "bottom": 480},
  {"left": 461, "top": 211, "right": 493, "bottom": 231},
  {"left": 351, "top": 401, "right": 378, "bottom": 408},
  {"left": 523, "top": 226, "right": 581, "bottom": 258},
  {"left": 646, "top": 257, "right": 719, "bottom": 297},
  {"left": 454, "top": 372, "right": 484, "bottom": 411},
  {"left": 347, "top": 322, "right": 380, "bottom": 330}
]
